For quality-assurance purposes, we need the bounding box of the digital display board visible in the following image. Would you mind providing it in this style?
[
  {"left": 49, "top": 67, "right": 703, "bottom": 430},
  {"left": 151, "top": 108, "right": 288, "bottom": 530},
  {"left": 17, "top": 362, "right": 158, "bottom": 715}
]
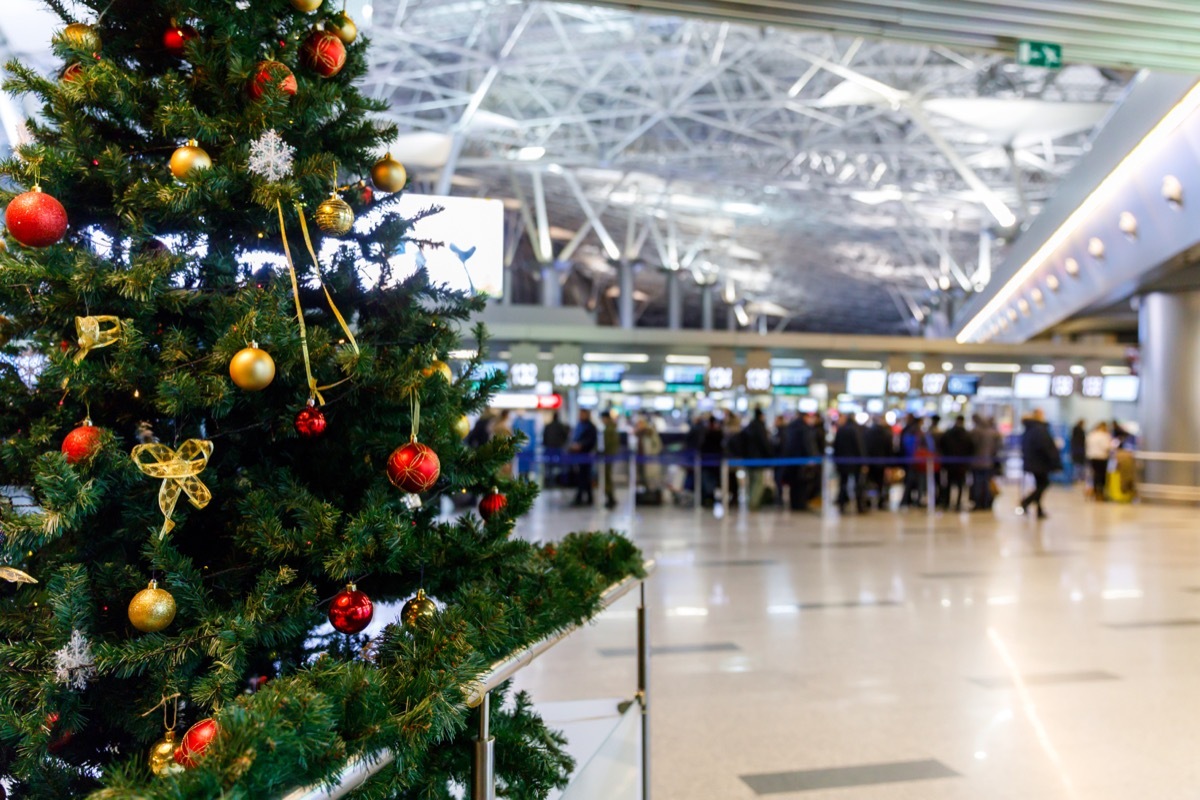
[
  {"left": 945, "top": 375, "right": 980, "bottom": 396},
  {"left": 1102, "top": 375, "right": 1140, "bottom": 402},
  {"left": 581, "top": 363, "right": 626, "bottom": 390},
  {"left": 663, "top": 365, "right": 706, "bottom": 392},
  {"left": 845, "top": 369, "right": 887, "bottom": 397},
  {"left": 1013, "top": 373, "right": 1052, "bottom": 399},
  {"left": 771, "top": 367, "right": 811, "bottom": 395}
]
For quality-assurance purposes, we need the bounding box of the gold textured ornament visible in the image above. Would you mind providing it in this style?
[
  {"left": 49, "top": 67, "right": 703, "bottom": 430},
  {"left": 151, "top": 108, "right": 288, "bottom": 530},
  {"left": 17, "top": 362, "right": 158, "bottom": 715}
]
[
  {"left": 421, "top": 360, "right": 453, "bottom": 383},
  {"left": 169, "top": 140, "right": 212, "bottom": 180},
  {"left": 370, "top": 154, "right": 407, "bottom": 193},
  {"left": 290, "top": 0, "right": 323, "bottom": 11},
  {"left": 62, "top": 23, "right": 102, "bottom": 53},
  {"left": 131, "top": 439, "right": 214, "bottom": 539},
  {"left": 128, "top": 580, "right": 177, "bottom": 633},
  {"left": 453, "top": 415, "right": 470, "bottom": 440},
  {"left": 149, "top": 729, "right": 184, "bottom": 776},
  {"left": 401, "top": 589, "right": 437, "bottom": 629},
  {"left": 328, "top": 12, "right": 358, "bottom": 44},
  {"left": 315, "top": 193, "right": 354, "bottom": 236},
  {"left": 229, "top": 342, "right": 276, "bottom": 391}
]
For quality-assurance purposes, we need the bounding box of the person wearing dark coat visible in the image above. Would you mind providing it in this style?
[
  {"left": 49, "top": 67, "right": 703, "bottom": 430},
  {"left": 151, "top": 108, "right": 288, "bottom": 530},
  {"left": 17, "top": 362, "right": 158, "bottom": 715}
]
[
  {"left": 700, "top": 416, "right": 725, "bottom": 506},
  {"left": 569, "top": 409, "right": 599, "bottom": 506},
  {"left": 1070, "top": 420, "right": 1087, "bottom": 483},
  {"left": 969, "top": 415, "right": 998, "bottom": 511},
  {"left": 783, "top": 413, "right": 819, "bottom": 511},
  {"left": 1019, "top": 409, "right": 1063, "bottom": 519},
  {"left": 864, "top": 416, "right": 895, "bottom": 510},
  {"left": 742, "top": 409, "right": 773, "bottom": 510},
  {"left": 833, "top": 415, "right": 868, "bottom": 513},
  {"left": 542, "top": 412, "right": 570, "bottom": 487},
  {"left": 939, "top": 415, "right": 974, "bottom": 512},
  {"left": 899, "top": 415, "right": 928, "bottom": 507}
]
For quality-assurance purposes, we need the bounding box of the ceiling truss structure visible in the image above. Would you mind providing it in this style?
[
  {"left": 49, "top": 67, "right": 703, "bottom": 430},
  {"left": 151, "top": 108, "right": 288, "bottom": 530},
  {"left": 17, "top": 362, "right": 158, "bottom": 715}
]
[{"left": 361, "top": 0, "right": 1129, "bottom": 334}]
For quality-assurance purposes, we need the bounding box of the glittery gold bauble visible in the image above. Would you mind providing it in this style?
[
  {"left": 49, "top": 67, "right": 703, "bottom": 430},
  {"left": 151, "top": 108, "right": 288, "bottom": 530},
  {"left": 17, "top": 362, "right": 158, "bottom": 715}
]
[
  {"left": 453, "top": 415, "right": 470, "bottom": 440},
  {"left": 229, "top": 343, "right": 275, "bottom": 391},
  {"left": 315, "top": 194, "right": 354, "bottom": 236},
  {"left": 149, "top": 730, "right": 185, "bottom": 776},
  {"left": 401, "top": 589, "right": 437, "bottom": 629},
  {"left": 290, "top": 0, "right": 323, "bottom": 11},
  {"left": 421, "top": 360, "right": 452, "bottom": 383},
  {"left": 63, "top": 23, "right": 102, "bottom": 53},
  {"left": 328, "top": 12, "right": 358, "bottom": 44},
  {"left": 169, "top": 140, "right": 212, "bottom": 180},
  {"left": 128, "top": 580, "right": 177, "bottom": 633},
  {"left": 370, "top": 154, "right": 407, "bottom": 193}
]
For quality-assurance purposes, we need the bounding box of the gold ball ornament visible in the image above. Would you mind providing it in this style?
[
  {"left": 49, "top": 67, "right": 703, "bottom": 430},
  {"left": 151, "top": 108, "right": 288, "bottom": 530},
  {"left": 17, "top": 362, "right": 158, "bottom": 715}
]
[
  {"left": 149, "top": 730, "right": 185, "bottom": 776},
  {"left": 169, "top": 140, "right": 212, "bottom": 180},
  {"left": 328, "top": 12, "right": 358, "bottom": 44},
  {"left": 453, "top": 415, "right": 470, "bottom": 440},
  {"left": 62, "top": 23, "right": 102, "bottom": 53},
  {"left": 128, "top": 580, "right": 177, "bottom": 633},
  {"left": 290, "top": 0, "right": 323, "bottom": 11},
  {"left": 371, "top": 154, "right": 407, "bottom": 193},
  {"left": 401, "top": 589, "right": 437, "bottom": 629},
  {"left": 315, "top": 193, "right": 354, "bottom": 236},
  {"left": 421, "top": 360, "right": 453, "bottom": 383},
  {"left": 230, "top": 342, "right": 275, "bottom": 391}
]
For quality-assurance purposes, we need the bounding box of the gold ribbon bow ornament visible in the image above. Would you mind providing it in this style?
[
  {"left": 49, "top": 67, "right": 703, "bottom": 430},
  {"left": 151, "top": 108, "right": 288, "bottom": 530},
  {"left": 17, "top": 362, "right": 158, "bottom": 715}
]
[
  {"left": 75, "top": 316, "right": 122, "bottom": 364},
  {"left": 132, "top": 440, "right": 214, "bottom": 539}
]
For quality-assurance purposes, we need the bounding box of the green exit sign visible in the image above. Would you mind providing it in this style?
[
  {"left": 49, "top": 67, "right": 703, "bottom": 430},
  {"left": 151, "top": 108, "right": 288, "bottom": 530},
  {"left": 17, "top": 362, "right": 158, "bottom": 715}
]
[{"left": 1017, "top": 40, "right": 1063, "bottom": 68}]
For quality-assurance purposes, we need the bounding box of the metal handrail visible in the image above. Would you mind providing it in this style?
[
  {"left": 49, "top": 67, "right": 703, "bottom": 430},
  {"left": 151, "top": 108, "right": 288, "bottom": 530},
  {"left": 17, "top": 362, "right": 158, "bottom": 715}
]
[{"left": 282, "top": 560, "right": 656, "bottom": 800}]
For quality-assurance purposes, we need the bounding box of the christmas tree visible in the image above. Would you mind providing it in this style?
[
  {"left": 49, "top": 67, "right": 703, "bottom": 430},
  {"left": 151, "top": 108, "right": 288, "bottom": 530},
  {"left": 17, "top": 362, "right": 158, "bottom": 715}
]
[{"left": 0, "top": 2, "right": 643, "bottom": 797}]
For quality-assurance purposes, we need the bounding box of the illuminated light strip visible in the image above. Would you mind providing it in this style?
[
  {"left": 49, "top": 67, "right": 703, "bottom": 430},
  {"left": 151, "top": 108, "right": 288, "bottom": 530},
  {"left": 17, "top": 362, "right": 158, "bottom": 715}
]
[
  {"left": 821, "top": 359, "right": 882, "bottom": 369},
  {"left": 582, "top": 353, "right": 650, "bottom": 363},
  {"left": 957, "top": 80, "right": 1200, "bottom": 344},
  {"left": 963, "top": 362, "right": 1021, "bottom": 373}
]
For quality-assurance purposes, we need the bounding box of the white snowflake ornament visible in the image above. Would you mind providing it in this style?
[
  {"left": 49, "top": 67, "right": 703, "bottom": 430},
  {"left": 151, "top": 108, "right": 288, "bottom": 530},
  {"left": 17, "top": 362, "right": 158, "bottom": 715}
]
[
  {"left": 53, "top": 629, "right": 96, "bottom": 691},
  {"left": 248, "top": 129, "right": 295, "bottom": 183}
]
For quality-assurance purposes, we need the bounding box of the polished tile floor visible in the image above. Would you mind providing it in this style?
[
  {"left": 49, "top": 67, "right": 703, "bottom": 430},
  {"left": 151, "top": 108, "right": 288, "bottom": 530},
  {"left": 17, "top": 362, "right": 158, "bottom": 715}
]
[{"left": 511, "top": 483, "right": 1200, "bottom": 799}]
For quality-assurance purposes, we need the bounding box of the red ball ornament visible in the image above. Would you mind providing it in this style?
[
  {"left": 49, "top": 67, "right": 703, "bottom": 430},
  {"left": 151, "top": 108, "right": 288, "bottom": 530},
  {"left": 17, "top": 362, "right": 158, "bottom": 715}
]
[
  {"left": 247, "top": 60, "right": 298, "bottom": 100},
  {"left": 174, "top": 718, "right": 218, "bottom": 768},
  {"left": 62, "top": 420, "right": 103, "bottom": 465},
  {"left": 61, "top": 62, "right": 84, "bottom": 82},
  {"left": 387, "top": 440, "right": 441, "bottom": 493},
  {"left": 357, "top": 181, "right": 373, "bottom": 206},
  {"left": 44, "top": 712, "right": 74, "bottom": 753},
  {"left": 301, "top": 29, "right": 346, "bottom": 78},
  {"left": 5, "top": 187, "right": 68, "bottom": 248},
  {"left": 163, "top": 23, "right": 196, "bottom": 54},
  {"left": 479, "top": 488, "right": 507, "bottom": 521},
  {"left": 294, "top": 403, "right": 327, "bottom": 438},
  {"left": 328, "top": 584, "right": 373, "bottom": 634}
]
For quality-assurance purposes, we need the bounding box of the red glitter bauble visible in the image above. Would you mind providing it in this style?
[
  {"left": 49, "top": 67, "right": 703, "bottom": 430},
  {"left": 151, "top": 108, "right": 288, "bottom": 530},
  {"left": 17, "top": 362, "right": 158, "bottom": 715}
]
[
  {"left": 62, "top": 422, "right": 103, "bottom": 465},
  {"left": 328, "top": 585, "right": 373, "bottom": 634},
  {"left": 386, "top": 441, "right": 440, "bottom": 493},
  {"left": 247, "top": 60, "right": 298, "bottom": 100},
  {"left": 294, "top": 405, "right": 327, "bottom": 438},
  {"left": 163, "top": 24, "right": 196, "bottom": 54},
  {"left": 301, "top": 29, "right": 346, "bottom": 78},
  {"left": 173, "top": 718, "right": 218, "bottom": 768},
  {"left": 5, "top": 188, "right": 68, "bottom": 248},
  {"left": 479, "top": 489, "right": 508, "bottom": 521}
]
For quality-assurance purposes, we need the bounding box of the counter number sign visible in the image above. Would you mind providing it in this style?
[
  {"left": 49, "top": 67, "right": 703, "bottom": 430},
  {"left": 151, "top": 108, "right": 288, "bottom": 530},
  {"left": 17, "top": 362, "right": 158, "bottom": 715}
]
[{"left": 552, "top": 363, "right": 580, "bottom": 388}]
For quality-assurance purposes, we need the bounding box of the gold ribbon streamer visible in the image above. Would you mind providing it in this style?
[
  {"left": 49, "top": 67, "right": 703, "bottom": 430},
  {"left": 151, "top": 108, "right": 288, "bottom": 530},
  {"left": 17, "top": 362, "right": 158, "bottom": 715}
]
[
  {"left": 131, "top": 439, "right": 213, "bottom": 539},
  {"left": 74, "top": 315, "right": 121, "bottom": 364},
  {"left": 274, "top": 200, "right": 360, "bottom": 405}
]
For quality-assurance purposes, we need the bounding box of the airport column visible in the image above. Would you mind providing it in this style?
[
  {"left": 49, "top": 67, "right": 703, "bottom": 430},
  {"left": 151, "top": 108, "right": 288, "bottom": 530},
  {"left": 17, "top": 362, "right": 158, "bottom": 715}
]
[
  {"left": 619, "top": 260, "right": 635, "bottom": 329},
  {"left": 1138, "top": 290, "right": 1200, "bottom": 498},
  {"left": 666, "top": 268, "right": 683, "bottom": 330},
  {"left": 541, "top": 261, "right": 564, "bottom": 307},
  {"left": 701, "top": 283, "right": 714, "bottom": 330}
]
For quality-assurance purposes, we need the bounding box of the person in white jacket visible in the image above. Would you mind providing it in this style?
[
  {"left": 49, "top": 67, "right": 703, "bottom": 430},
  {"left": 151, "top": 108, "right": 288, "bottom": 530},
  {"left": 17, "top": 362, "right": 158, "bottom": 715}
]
[{"left": 1085, "top": 422, "right": 1114, "bottom": 501}]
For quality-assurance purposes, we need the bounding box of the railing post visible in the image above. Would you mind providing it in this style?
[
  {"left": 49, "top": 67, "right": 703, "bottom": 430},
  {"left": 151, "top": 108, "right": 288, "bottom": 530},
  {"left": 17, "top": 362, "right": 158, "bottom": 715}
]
[
  {"left": 693, "top": 451, "right": 702, "bottom": 511},
  {"left": 719, "top": 458, "right": 730, "bottom": 509},
  {"left": 926, "top": 459, "right": 935, "bottom": 516},
  {"left": 638, "top": 580, "right": 650, "bottom": 800},
  {"left": 628, "top": 446, "right": 637, "bottom": 509},
  {"left": 822, "top": 455, "right": 833, "bottom": 512},
  {"left": 472, "top": 691, "right": 495, "bottom": 800}
]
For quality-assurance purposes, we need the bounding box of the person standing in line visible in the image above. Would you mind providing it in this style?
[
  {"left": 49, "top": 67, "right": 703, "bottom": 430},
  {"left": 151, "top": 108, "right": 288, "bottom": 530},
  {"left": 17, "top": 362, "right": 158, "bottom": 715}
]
[
  {"left": 927, "top": 414, "right": 947, "bottom": 508},
  {"left": 783, "top": 412, "right": 813, "bottom": 511},
  {"left": 542, "top": 411, "right": 570, "bottom": 488},
  {"left": 1070, "top": 419, "right": 1088, "bottom": 485},
  {"left": 742, "top": 408, "right": 773, "bottom": 510},
  {"left": 1086, "top": 421, "right": 1114, "bottom": 502},
  {"left": 701, "top": 415, "right": 725, "bottom": 506},
  {"left": 723, "top": 413, "right": 745, "bottom": 508},
  {"left": 602, "top": 410, "right": 622, "bottom": 510},
  {"left": 569, "top": 409, "right": 598, "bottom": 507},
  {"left": 863, "top": 415, "right": 895, "bottom": 510},
  {"left": 636, "top": 416, "right": 664, "bottom": 497},
  {"left": 833, "top": 414, "right": 868, "bottom": 513},
  {"left": 1019, "top": 409, "right": 1063, "bottom": 520},
  {"left": 900, "top": 414, "right": 925, "bottom": 507},
  {"left": 939, "top": 415, "right": 974, "bottom": 512},
  {"left": 772, "top": 414, "right": 788, "bottom": 507},
  {"left": 969, "top": 415, "right": 997, "bottom": 511}
]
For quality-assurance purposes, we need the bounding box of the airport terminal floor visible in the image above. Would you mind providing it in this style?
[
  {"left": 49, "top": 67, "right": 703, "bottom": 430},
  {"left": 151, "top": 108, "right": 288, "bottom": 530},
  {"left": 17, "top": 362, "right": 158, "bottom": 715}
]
[{"left": 512, "top": 487, "right": 1200, "bottom": 799}]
